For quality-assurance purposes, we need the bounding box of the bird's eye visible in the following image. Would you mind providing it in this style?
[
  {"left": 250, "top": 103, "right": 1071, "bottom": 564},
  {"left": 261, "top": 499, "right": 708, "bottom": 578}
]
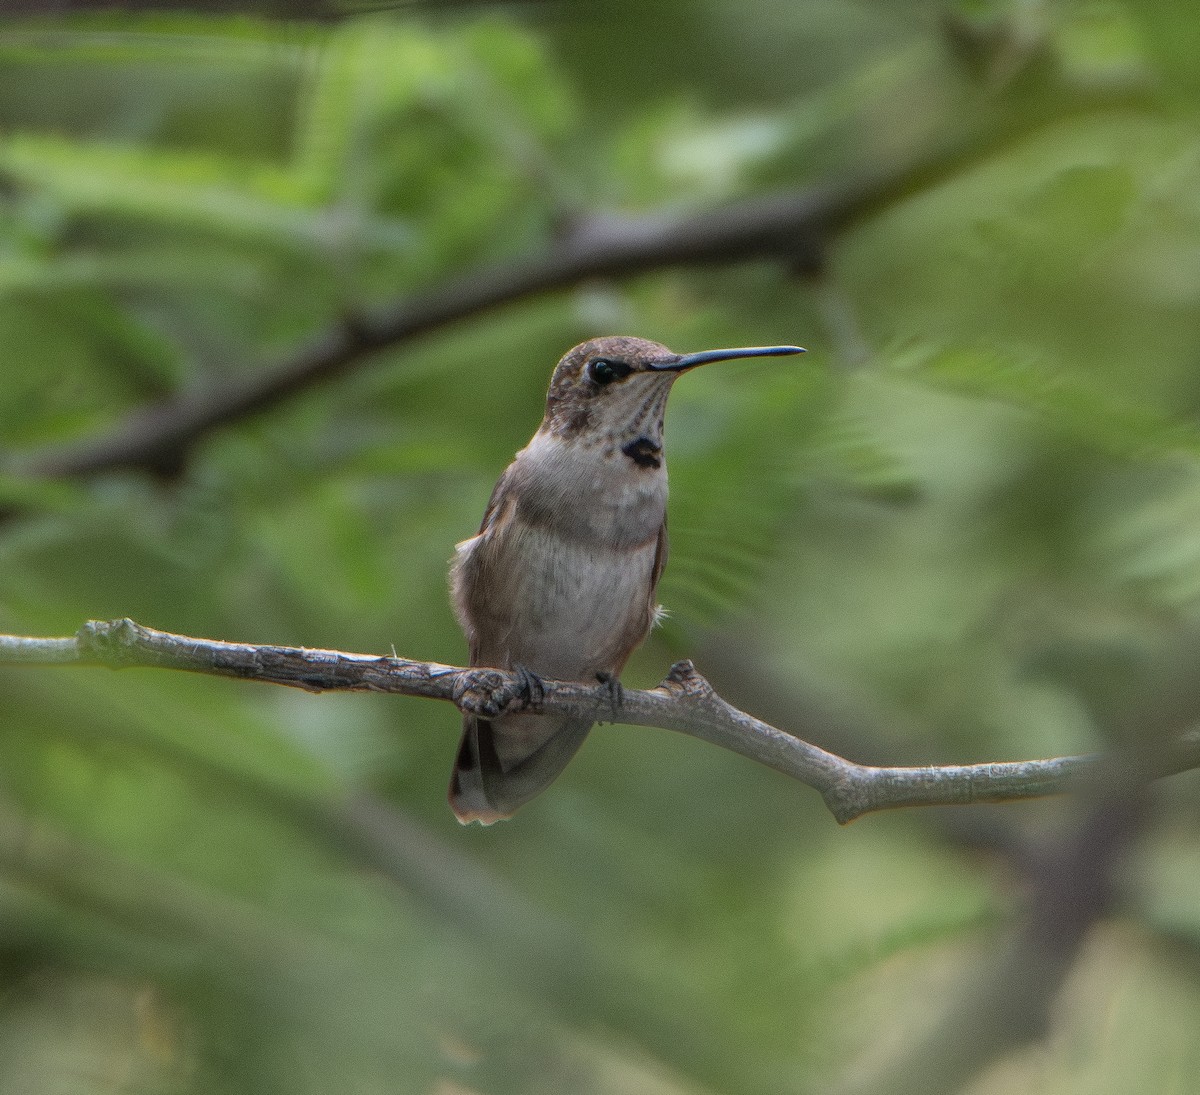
[{"left": 588, "top": 358, "right": 632, "bottom": 386}]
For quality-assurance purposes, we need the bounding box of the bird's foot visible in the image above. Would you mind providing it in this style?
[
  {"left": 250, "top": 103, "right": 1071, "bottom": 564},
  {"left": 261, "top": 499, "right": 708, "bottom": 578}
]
[
  {"left": 453, "top": 665, "right": 545, "bottom": 719},
  {"left": 595, "top": 671, "right": 624, "bottom": 720},
  {"left": 513, "top": 664, "right": 546, "bottom": 708}
]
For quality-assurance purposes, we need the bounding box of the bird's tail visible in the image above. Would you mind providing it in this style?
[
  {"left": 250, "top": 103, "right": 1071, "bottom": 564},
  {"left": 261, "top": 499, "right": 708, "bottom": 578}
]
[{"left": 449, "top": 712, "right": 593, "bottom": 825}]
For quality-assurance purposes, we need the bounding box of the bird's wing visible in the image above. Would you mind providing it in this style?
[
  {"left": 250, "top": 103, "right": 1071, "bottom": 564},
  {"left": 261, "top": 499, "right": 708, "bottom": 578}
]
[
  {"left": 476, "top": 465, "right": 514, "bottom": 537},
  {"left": 450, "top": 466, "right": 519, "bottom": 665},
  {"left": 650, "top": 514, "right": 669, "bottom": 594}
]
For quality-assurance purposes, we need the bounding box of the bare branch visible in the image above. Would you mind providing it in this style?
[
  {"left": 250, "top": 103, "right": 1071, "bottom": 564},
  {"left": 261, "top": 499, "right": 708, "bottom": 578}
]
[{"left": 2, "top": 618, "right": 1195, "bottom": 823}]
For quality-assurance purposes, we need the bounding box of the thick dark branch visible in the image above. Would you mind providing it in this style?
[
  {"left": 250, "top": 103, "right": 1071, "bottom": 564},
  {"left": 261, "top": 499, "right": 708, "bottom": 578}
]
[
  {"left": 5, "top": 189, "right": 834, "bottom": 480},
  {"left": 6, "top": 65, "right": 1151, "bottom": 482},
  {"left": 2, "top": 618, "right": 1194, "bottom": 823},
  {"left": 830, "top": 797, "right": 1141, "bottom": 1095}
]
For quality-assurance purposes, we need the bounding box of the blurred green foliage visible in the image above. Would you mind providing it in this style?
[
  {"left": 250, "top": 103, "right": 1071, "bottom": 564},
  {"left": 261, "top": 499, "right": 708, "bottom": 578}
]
[{"left": 1, "top": 2, "right": 1200, "bottom": 1093}]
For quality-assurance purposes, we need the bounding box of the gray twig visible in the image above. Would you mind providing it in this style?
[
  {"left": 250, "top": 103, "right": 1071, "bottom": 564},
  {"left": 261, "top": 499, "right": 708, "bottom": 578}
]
[{"left": 3, "top": 617, "right": 1195, "bottom": 823}]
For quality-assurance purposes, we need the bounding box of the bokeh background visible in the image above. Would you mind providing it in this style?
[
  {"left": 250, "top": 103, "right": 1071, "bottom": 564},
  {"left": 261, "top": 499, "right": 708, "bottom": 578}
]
[{"left": 1, "top": 1, "right": 1200, "bottom": 1092}]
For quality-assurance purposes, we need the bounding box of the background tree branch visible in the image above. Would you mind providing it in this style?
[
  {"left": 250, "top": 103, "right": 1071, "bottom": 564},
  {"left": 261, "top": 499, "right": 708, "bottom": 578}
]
[
  {"left": 3, "top": 617, "right": 1196, "bottom": 825},
  {"left": 3, "top": 64, "right": 1150, "bottom": 484}
]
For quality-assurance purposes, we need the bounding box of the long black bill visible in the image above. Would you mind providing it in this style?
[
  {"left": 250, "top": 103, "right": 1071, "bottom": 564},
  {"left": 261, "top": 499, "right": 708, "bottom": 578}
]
[{"left": 653, "top": 344, "right": 806, "bottom": 372}]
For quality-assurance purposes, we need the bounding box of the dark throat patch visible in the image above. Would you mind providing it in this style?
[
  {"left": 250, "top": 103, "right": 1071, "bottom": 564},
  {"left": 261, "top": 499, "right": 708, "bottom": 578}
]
[{"left": 622, "top": 436, "right": 662, "bottom": 469}]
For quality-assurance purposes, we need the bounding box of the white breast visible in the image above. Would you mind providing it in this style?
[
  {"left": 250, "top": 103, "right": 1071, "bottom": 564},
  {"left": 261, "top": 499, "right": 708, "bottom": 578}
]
[
  {"left": 462, "top": 522, "right": 656, "bottom": 680},
  {"left": 457, "top": 430, "right": 666, "bottom": 680}
]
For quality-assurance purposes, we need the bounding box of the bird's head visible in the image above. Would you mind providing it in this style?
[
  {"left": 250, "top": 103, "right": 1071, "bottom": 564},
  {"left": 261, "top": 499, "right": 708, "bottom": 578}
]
[{"left": 541, "top": 336, "right": 804, "bottom": 456}]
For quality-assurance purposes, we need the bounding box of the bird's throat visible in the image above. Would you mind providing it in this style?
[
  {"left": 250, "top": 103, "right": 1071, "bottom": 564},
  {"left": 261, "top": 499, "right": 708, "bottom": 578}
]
[{"left": 621, "top": 436, "right": 663, "bottom": 469}]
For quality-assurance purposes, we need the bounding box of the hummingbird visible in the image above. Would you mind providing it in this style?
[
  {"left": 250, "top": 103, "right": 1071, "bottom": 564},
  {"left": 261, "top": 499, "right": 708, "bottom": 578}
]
[{"left": 448, "top": 335, "right": 805, "bottom": 824}]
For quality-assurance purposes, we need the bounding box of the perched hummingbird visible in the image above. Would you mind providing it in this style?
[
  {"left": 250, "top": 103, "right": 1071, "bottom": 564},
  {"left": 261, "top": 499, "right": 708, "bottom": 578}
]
[{"left": 449, "top": 335, "right": 805, "bottom": 824}]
